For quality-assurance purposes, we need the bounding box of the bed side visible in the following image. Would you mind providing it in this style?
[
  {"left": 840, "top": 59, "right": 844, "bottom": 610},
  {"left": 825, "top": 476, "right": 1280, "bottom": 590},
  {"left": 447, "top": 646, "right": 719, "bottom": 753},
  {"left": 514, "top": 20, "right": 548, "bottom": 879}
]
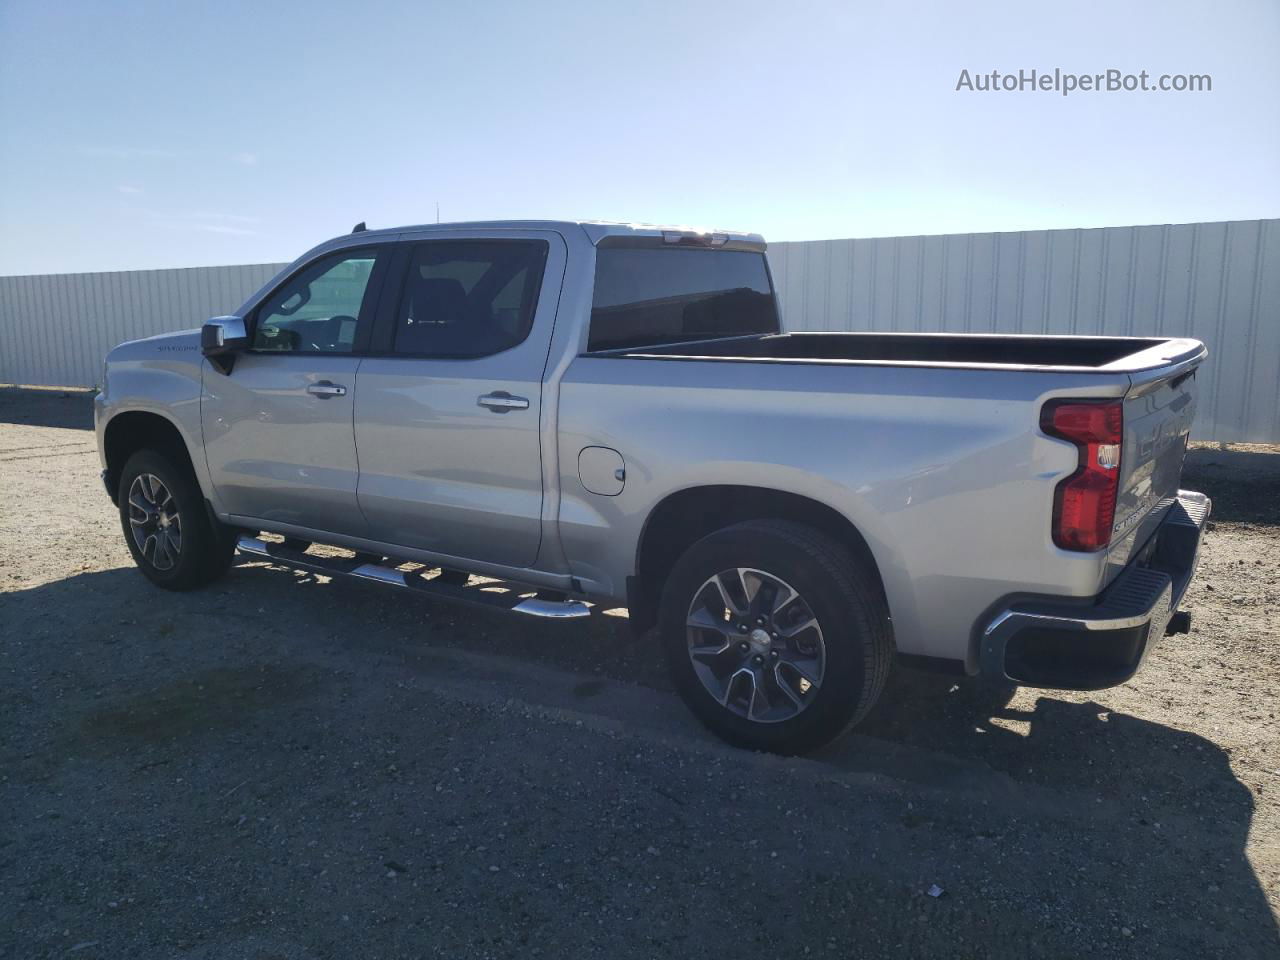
[{"left": 556, "top": 354, "right": 1131, "bottom": 667}]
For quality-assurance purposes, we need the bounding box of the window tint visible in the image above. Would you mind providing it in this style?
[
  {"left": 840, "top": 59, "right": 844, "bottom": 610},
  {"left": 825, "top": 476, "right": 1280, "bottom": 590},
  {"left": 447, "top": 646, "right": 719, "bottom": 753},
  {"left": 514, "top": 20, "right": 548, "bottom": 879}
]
[
  {"left": 253, "top": 251, "right": 379, "bottom": 353},
  {"left": 394, "top": 240, "right": 548, "bottom": 357},
  {"left": 588, "top": 247, "right": 779, "bottom": 352}
]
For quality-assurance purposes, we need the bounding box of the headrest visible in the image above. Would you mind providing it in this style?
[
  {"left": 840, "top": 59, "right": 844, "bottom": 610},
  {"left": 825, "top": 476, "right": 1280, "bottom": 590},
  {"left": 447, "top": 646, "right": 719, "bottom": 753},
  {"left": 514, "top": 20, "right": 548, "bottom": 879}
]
[{"left": 411, "top": 277, "right": 466, "bottom": 324}]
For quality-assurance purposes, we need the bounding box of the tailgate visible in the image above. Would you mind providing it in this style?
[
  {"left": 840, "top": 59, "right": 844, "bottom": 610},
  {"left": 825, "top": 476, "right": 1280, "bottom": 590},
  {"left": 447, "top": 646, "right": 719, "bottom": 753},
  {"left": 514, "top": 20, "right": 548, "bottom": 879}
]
[{"left": 1108, "top": 359, "right": 1201, "bottom": 573}]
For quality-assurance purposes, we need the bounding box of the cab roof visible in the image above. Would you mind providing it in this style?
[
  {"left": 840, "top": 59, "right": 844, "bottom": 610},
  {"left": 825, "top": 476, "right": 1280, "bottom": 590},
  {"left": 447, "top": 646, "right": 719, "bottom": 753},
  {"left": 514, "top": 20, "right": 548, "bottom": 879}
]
[{"left": 331, "top": 219, "right": 766, "bottom": 251}]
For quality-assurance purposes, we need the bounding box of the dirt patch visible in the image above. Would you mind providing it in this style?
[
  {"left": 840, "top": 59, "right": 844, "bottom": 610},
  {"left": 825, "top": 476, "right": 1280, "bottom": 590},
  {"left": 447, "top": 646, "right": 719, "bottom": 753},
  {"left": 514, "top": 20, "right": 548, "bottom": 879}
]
[{"left": 76, "top": 664, "right": 325, "bottom": 747}]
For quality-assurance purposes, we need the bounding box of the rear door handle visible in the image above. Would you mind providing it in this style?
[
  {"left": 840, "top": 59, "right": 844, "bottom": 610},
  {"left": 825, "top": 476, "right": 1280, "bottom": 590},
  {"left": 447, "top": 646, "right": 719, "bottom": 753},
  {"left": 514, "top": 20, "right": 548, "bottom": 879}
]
[
  {"left": 307, "top": 381, "right": 347, "bottom": 398},
  {"left": 477, "top": 391, "right": 529, "bottom": 412}
]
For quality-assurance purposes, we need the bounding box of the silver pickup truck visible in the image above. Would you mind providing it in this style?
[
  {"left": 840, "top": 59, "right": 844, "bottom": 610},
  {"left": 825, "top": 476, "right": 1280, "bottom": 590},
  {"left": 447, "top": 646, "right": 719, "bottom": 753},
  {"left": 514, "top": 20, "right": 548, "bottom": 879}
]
[{"left": 95, "top": 220, "right": 1211, "bottom": 753}]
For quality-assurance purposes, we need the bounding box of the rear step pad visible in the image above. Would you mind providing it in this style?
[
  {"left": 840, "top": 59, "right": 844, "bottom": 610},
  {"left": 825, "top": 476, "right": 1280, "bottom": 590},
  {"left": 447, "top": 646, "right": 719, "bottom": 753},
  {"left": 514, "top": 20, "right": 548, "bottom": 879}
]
[{"left": 235, "top": 536, "right": 591, "bottom": 619}]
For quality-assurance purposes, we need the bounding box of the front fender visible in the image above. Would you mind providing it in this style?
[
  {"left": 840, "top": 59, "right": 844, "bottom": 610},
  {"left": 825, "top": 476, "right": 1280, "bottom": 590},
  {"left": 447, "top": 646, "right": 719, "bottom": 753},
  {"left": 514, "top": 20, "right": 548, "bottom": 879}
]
[{"left": 96, "top": 332, "right": 213, "bottom": 504}]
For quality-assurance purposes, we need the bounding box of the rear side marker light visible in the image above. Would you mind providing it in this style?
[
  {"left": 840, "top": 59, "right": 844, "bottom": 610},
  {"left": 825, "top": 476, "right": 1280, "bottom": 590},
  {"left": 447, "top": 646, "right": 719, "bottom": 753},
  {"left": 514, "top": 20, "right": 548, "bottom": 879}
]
[{"left": 1041, "top": 399, "right": 1124, "bottom": 552}]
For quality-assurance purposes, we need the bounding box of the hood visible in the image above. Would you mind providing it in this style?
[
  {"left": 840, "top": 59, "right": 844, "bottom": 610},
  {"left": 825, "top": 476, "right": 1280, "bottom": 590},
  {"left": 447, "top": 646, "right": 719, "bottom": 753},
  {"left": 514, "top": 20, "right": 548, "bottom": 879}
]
[{"left": 106, "top": 328, "right": 203, "bottom": 363}]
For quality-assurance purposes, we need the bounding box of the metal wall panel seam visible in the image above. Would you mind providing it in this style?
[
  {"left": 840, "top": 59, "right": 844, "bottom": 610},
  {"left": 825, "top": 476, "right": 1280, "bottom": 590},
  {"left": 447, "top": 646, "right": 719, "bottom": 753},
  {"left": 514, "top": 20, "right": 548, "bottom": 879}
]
[{"left": 1210, "top": 225, "right": 1233, "bottom": 437}]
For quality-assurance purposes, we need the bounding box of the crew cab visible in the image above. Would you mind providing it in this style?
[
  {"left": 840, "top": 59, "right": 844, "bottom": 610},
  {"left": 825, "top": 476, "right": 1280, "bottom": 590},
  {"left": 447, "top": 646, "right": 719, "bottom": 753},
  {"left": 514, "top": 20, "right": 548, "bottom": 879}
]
[{"left": 95, "top": 220, "right": 1211, "bottom": 752}]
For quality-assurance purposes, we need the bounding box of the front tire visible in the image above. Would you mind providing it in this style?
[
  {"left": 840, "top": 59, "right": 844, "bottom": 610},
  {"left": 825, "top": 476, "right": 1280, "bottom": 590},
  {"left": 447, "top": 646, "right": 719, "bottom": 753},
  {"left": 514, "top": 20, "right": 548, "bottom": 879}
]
[
  {"left": 118, "top": 449, "right": 235, "bottom": 590},
  {"left": 659, "top": 520, "right": 892, "bottom": 754}
]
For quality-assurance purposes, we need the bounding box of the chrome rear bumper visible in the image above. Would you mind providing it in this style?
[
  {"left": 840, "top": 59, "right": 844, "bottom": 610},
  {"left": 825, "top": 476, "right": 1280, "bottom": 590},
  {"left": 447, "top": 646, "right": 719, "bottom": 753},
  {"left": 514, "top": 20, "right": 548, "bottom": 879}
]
[{"left": 980, "top": 490, "right": 1211, "bottom": 690}]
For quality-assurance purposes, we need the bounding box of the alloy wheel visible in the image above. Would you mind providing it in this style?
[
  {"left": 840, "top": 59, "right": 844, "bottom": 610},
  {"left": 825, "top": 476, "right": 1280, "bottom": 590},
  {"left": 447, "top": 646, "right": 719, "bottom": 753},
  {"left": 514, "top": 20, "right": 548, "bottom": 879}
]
[
  {"left": 686, "top": 567, "right": 826, "bottom": 723},
  {"left": 127, "top": 473, "right": 182, "bottom": 571}
]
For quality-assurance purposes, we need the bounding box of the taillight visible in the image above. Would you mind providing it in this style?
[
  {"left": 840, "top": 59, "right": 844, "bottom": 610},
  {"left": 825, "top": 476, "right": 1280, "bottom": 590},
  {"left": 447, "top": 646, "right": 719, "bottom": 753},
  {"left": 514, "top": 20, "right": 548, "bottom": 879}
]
[{"left": 1041, "top": 399, "right": 1123, "bottom": 551}]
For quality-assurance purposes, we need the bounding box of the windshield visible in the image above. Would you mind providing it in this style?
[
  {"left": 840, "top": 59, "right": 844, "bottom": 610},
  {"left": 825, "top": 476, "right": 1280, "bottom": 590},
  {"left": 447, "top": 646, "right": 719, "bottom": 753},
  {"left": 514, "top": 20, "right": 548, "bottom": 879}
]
[{"left": 587, "top": 247, "right": 779, "bottom": 352}]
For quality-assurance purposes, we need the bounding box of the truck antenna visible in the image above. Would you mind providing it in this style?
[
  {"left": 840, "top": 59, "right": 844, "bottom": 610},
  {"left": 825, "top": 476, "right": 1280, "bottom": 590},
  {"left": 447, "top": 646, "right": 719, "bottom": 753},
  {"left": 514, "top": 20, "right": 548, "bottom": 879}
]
[{"left": 352, "top": 221, "right": 367, "bottom": 233}]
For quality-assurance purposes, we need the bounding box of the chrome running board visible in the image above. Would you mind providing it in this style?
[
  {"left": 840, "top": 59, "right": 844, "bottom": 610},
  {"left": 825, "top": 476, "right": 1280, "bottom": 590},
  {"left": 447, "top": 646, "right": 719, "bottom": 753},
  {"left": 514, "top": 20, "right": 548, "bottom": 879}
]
[{"left": 235, "top": 536, "right": 592, "bottom": 619}]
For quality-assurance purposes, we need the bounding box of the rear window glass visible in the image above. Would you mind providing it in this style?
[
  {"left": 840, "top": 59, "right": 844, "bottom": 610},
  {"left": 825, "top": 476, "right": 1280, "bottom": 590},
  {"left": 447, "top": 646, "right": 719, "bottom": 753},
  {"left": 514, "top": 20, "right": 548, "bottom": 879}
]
[{"left": 588, "top": 247, "right": 779, "bottom": 352}]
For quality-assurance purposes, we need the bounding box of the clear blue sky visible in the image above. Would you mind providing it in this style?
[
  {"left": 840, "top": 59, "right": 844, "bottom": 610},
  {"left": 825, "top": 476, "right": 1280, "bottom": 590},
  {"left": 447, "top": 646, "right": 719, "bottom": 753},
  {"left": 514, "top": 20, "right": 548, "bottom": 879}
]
[{"left": 1, "top": 0, "right": 1277, "bottom": 274}]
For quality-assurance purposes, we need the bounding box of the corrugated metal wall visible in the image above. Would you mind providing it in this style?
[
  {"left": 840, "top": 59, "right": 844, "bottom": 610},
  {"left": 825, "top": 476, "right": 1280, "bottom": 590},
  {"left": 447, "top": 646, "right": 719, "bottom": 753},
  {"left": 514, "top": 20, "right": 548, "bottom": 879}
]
[
  {"left": 769, "top": 219, "right": 1280, "bottom": 443},
  {"left": 2, "top": 219, "right": 1277, "bottom": 441},
  {"left": 0, "top": 263, "right": 286, "bottom": 389}
]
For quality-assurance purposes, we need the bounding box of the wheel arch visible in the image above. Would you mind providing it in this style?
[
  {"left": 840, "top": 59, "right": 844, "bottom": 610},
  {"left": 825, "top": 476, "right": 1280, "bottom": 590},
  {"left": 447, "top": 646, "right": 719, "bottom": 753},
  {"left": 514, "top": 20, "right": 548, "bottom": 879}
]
[
  {"left": 629, "top": 485, "right": 890, "bottom": 635},
  {"left": 102, "top": 410, "right": 201, "bottom": 506}
]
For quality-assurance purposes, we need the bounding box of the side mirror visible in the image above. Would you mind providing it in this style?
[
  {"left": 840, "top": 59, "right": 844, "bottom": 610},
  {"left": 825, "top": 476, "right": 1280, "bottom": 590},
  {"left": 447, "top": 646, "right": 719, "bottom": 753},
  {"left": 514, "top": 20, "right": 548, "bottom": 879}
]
[{"left": 201, "top": 316, "right": 248, "bottom": 374}]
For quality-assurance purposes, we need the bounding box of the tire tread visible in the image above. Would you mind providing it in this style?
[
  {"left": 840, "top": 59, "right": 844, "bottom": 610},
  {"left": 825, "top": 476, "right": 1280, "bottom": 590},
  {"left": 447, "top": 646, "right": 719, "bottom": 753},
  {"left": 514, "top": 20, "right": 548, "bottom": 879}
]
[{"left": 743, "top": 520, "right": 892, "bottom": 738}]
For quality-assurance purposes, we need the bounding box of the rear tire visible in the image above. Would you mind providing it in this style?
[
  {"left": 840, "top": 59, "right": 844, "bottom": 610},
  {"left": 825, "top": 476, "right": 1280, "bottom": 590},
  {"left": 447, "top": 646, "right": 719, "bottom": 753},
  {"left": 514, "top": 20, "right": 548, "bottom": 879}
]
[
  {"left": 659, "top": 520, "right": 892, "bottom": 754},
  {"left": 118, "top": 449, "right": 235, "bottom": 590}
]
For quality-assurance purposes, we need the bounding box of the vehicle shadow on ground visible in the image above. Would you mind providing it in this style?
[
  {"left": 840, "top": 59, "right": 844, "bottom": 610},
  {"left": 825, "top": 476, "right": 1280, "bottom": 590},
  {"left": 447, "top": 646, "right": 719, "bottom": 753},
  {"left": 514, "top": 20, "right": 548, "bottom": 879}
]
[
  {"left": 4, "top": 563, "right": 1277, "bottom": 954},
  {"left": 0, "top": 387, "right": 95, "bottom": 429},
  {"left": 866, "top": 690, "right": 1278, "bottom": 951}
]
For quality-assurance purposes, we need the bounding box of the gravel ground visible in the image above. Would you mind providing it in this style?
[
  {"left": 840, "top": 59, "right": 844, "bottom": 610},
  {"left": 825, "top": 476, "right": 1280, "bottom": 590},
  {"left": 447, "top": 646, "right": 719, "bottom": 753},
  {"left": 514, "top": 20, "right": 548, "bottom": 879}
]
[{"left": 2, "top": 387, "right": 1278, "bottom": 959}]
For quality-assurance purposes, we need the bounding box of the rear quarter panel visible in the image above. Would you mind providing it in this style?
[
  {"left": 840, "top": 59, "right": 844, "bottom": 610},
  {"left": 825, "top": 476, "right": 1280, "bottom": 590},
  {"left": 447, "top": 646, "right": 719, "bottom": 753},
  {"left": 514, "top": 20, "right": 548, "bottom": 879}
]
[{"left": 557, "top": 356, "right": 1127, "bottom": 664}]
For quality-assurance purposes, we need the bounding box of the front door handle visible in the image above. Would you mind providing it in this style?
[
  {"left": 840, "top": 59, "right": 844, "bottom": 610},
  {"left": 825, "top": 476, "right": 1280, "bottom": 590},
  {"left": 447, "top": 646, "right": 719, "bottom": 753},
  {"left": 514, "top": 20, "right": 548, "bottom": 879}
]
[
  {"left": 307, "top": 381, "right": 347, "bottom": 398},
  {"left": 477, "top": 391, "right": 529, "bottom": 412}
]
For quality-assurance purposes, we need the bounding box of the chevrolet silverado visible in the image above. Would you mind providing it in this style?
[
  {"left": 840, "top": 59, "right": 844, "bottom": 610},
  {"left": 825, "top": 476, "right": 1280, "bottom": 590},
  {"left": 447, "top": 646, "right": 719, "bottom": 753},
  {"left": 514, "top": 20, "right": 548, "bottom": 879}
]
[{"left": 95, "top": 220, "right": 1210, "bottom": 752}]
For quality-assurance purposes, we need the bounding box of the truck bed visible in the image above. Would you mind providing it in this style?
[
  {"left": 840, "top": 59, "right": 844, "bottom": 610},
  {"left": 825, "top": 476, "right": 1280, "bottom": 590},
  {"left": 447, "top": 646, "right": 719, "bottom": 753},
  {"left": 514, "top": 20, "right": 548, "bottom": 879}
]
[{"left": 604, "top": 331, "right": 1203, "bottom": 373}]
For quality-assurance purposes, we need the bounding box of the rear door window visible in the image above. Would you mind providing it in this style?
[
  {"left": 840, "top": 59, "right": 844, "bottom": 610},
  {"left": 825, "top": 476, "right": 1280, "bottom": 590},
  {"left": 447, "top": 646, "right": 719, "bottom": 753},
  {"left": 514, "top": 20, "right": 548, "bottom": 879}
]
[
  {"left": 392, "top": 240, "right": 549, "bottom": 358},
  {"left": 588, "top": 247, "right": 779, "bottom": 352}
]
